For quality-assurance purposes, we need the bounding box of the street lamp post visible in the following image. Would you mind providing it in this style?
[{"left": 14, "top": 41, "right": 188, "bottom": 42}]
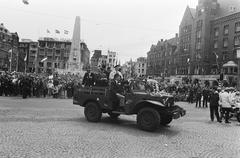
[
  {"left": 236, "top": 48, "right": 240, "bottom": 90},
  {"left": 9, "top": 48, "right": 13, "bottom": 72}
]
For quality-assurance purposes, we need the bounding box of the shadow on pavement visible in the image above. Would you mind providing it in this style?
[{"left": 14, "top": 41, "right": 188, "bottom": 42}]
[{"left": 77, "top": 116, "right": 180, "bottom": 137}]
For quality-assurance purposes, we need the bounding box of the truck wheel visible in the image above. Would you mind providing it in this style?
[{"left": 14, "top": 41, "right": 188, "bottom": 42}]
[
  {"left": 160, "top": 115, "right": 173, "bottom": 126},
  {"left": 84, "top": 102, "right": 102, "bottom": 122},
  {"left": 137, "top": 107, "right": 160, "bottom": 132},
  {"left": 108, "top": 112, "right": 120, "bottom": 119},
  {"left": 237, "top": 113, "right": 240, "bottom": 122}
]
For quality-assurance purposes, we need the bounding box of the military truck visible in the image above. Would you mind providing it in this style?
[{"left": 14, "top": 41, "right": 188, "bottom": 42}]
[{"left": 73, "top": 79, "right": 186, "bottom": 131}]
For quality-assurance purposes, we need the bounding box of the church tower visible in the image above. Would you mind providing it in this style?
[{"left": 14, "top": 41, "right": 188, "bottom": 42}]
[{"left": 192, "top": 0, "right": 220, "bottom": 75}]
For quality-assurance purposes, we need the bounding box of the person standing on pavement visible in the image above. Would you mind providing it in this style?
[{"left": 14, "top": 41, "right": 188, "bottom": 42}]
[
  {"left": 209, "top": 89, "right": 221, "bottom": 122},
  {"left": 195, "top": 85, "right": 202, "bottom": 108},
  {"left": 219, "top": 88, "right": 232, "bottom": 123},
  {"left": 202, "top": 87, "right": 209, "bottom": 108}
]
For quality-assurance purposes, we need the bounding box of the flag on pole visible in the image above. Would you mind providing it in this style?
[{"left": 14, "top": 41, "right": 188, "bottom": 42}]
[
  {"left": 24, "top": 53, "right": 27, "bottom": 62},
  {"left": 64, "top": 30, "right": 69, "bottom": 34},
  {"left": 40, "top": 57, "right": 47, "bottom": 62},
  {"left": 22, "top": 0, "right": 29, "bottom": 5},
  {"left": 46, "top": 29, "right": 50, "bottom": 33},
  {"left": 8, "top": 49, "right": 12, "bottom": 53},
  {"left": 55, "top": 29, "right": 60, "bottom": 34}
]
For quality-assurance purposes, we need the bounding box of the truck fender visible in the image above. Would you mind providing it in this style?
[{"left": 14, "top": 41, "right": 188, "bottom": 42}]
[{"left": 133, "top": 100, "right": 165, "bottom": 114}]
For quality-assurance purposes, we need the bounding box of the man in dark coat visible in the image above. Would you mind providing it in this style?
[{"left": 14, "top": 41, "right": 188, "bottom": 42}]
[
  {"left": 209, "top": 89, "right": 221, "bottom": 122},
  {"left": 195, "top": 86, "right": 202, "bottom": 108},
  {"left": 20, "top": 75, "right": 31, "bottom": 99},
  {"left": 109, "top": 73, "right": 123, "bottom": 110},
  {"left": 202, "top": 87, "right": 209, "bottom": 108}
]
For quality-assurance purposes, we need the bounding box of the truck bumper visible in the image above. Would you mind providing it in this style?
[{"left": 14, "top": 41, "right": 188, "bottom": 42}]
[{"left": 169, "top": 106, "right": 186, "bottom": 119}]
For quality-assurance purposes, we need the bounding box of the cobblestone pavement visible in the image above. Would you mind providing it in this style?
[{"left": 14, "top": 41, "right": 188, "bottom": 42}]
[{"left": 0, "top": 97, "right": 239, "bottom": 158}]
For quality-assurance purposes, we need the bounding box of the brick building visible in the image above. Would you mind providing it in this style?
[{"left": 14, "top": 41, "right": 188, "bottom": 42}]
[
  {"left": 147, "top": 0, "right": 240, "bottom": 81},
  {"left": 180, "top": 0, "right": 240, "bottom": 77},
  {"left": 0, "top": 23, "right": 19, "bottom": 71},
  {"left": 147, "top": 35, "right": 178, "bottom": 77},
  {"left": 36, "top": 37, "right": 90, "bottom": 74},
  {"left": 18, "top": 39, "right": 38, "bottom": 72},
  {"left": 135, "top": 57, "right": 147, "bottom": 77}
]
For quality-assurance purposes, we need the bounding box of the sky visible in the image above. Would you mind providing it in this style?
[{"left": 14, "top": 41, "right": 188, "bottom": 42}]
[{"left": 0, "top": 0, "right": 198, "bottom": 63}]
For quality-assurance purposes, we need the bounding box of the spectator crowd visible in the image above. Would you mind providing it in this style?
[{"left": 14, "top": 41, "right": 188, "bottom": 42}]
[{"left": 0, "top": 71, "right": 81, "bottom": 99}]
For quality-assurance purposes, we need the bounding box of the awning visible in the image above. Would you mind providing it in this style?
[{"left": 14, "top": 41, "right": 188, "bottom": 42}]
[{"left": 222, "top": 61, "right": 238, "bottom": 67}]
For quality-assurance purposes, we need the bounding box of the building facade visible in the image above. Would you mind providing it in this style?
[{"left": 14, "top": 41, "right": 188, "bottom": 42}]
[
  {"left": 147, "top": 35, "right": 178, "bottom": 77},
  {"left": 147, "top": 0, "right": 240, "bottom": 81},
  {"left": 90, "top": 50, "right": 102, "bottom": 72},
  {"left": 135, "top": 57, "right": 147, "bottom": 77},
  {"left": 107, "top": 50, "right": 117, "bottom": 68},
  {"left": 181, "top": 0, "right": 240, "bottom": 76},
  {"left": 0, "top": 23, "right": 19, "bottom": 72},
  {"left": 18, "top": 39, "right": 38, "bottom": 73},
  {"left": 36, "top": 37, "right": 90, "bottom": 74},
  {"left": 37, "top": 37, "right": 71, "bottom": 73}
]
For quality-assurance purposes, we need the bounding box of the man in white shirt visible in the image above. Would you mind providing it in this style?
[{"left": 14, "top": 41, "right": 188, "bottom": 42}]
[{"left": 219, "top": 88, "right": 232, "bottom": 123}]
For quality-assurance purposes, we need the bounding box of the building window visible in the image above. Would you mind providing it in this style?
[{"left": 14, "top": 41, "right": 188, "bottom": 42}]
[
  {"left": 234, "top": 35, "right": 240, "bottom": 46},
  {"left": 196, "top": 41, "right": 201, "bottom": 50},
  {"left": 214, "top": 28, "right": 219, "bottom": 37},
  {"left": 142, "top": 69, "right": 144, "bottom": 73},
  {"left": 39, "top": 42, "right": 46, "bottom": 47},
  {"left": 38, "top": 62, "right": 43, "bottom": 67},
  {"left": 197, "top": 20, "right": 203, "bottom": 28},
  {"left": 235, "top": 22, "right": 240, "bottom": 33},
  {"left": 223, "top": 38, "right": 228, "bottom": 48},
  {"left": 47, "top": 62, "right": 52, "bottom": 67},
  {"left": 198, "top": 9, "right": 202, "bottom": 17},
  {"left": 223, "top": 25, "right": 229, "bottom": 35},
  {"left": 138, "top": 69, "right": 140, "bottom": 73},
  {"left": 213, "top": 40, "right": 218, "bottom": 49},
  {"left": 142, "top": 63, "right": 144, "bottom": 67},
  {"left": 222, "top": 52, "right": 228, "bottom": 61},
  {"left": 47, "top": 42, "right": 54, "bottom": 48},
  {"left": 196, "top": 30, "right": 201, "bottom": 38}
]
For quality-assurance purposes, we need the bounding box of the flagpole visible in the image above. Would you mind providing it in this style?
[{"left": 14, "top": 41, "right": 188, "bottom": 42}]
[
  {"left": 24, "top": 61, "right": 27, "bottom": 73},
  {"left": 9, "top": 49, "right": 12, "bottom": 72}
]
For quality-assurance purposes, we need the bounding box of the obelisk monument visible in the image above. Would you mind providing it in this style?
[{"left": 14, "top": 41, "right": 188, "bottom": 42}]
[{"left": 67, "top": 16, "right": 82, "bottom": 72}]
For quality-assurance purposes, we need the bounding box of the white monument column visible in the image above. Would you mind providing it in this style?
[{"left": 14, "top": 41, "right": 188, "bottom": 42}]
[{"left": 67, "top": 16, "right": 82, "bottom": 72}]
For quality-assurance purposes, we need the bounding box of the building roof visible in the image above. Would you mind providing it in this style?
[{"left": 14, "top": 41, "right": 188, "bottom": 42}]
[
  {"left": 217, "top": 0, "right": 240, "bottom": 17},
  {"left": 167, "top": 37, "right": 178, "bottom": 46},
  {"left": 38, "top": 37, "right": 71, "bottom": 42},
  {"left": 189, "top": 7, "right": 196, "bottom": 18},
  {"left": 222, "top": 61, "right": 238, "bottom": 67}
]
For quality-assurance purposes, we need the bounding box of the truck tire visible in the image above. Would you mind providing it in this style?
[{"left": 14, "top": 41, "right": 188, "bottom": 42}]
[
  {"left": 160, "top": 115, "right": 173, "bottom": 126},
  {"left": 84, "top": 102, "right": 102, "bottom": 122},
  {"left": 137, "top": 107, "right": 160, "bottom": 132},
  {"left": 108, "top": 112, "right": 120, "bottom": 119}
]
